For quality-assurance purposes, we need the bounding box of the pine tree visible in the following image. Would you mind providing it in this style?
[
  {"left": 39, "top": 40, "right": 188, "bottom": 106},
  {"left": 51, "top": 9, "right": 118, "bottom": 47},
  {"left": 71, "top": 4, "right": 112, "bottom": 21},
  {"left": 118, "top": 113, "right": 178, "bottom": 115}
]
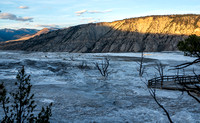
[
  {"left": 177, "top": 34, "right": 200, "bottom": 57},
  {"left": 0, "top": 66, "right": 52, "bottom": 123}
]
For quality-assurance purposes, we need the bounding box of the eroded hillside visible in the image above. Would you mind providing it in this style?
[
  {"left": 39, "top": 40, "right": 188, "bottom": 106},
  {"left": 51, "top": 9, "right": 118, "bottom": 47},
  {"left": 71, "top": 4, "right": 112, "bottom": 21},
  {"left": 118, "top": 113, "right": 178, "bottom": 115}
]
[{"left": 1, "top": 14, "right": 200, "bottom": 52}]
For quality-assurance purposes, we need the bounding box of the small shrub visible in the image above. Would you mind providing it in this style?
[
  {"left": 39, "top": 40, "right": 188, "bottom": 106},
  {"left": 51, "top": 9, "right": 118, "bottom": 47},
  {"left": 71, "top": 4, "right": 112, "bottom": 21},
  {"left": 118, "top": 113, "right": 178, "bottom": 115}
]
[
  {"left": 95, "top": 57, "right": 110, "bottom": 78},
  {"left": 77, "top": 61, "right": 90, "bottom": 70}
]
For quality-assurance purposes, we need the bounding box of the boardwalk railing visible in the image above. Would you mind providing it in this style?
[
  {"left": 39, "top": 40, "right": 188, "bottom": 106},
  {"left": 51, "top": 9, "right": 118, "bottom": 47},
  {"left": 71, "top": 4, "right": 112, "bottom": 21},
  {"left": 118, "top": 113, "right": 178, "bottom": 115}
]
[{"left": 148, "top": 75, "right": 200, "bottom": 88}]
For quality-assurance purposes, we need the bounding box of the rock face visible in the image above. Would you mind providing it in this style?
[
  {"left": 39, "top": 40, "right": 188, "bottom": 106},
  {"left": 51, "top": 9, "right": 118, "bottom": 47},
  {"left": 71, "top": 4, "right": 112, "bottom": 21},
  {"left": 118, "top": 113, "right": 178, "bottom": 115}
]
[{"left": 1, "top": 14, "right": 200, "bottom": 52}]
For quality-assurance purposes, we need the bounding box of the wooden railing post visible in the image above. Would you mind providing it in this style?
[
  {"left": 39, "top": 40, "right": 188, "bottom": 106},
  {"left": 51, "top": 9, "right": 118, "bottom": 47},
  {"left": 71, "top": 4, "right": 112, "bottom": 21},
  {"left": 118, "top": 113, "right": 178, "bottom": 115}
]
[{"left": 148, "top": 75, "right": 200, "bottom": 89}]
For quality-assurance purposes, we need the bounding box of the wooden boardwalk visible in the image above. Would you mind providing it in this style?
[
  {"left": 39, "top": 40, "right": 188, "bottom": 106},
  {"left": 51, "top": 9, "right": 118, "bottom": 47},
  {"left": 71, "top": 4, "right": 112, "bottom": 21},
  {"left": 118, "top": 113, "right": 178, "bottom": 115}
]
[{"left": 148, "top": 75, "right": 200, "bottom": 90}]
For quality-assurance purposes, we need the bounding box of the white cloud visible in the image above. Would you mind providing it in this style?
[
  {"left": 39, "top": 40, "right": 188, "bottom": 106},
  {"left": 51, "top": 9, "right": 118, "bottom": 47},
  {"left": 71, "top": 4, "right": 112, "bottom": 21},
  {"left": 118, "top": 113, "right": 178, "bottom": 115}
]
[
  {"left": 0, "top": 13, "right": 33, "bottom": 22},
  {"left": 35, "top": 24, "right": 60, "bottom": 28},
  {"left": 75, "top": 10, "right": 87, "bottom": 16},
  {"left": 88, "top": 9, "right": 112, "bottom": 13},
  {"left": 81, "top": 17, "right": 97, "bottom": 23},
  {"left": 75, "top": 9, "right": 112, "bottom": 16},
  {"left": 81, "top": 17, "right": 93, "bottom": 20},
  {"left": 88, "top": 20, "right": 96, "bottom": 23},
  {"left": 18, "top": 6, "right": 29, "bottom": 9}
]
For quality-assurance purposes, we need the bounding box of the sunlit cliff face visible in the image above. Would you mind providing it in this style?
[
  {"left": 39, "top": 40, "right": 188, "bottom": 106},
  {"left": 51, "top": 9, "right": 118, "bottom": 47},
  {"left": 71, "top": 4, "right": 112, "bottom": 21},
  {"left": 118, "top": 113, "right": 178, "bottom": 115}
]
[
  {"left": 1, "top": 14, "right": 200, "bottom": 52},
  {"left": 99, "top": 14, "right": 200, "bottom": 36}
]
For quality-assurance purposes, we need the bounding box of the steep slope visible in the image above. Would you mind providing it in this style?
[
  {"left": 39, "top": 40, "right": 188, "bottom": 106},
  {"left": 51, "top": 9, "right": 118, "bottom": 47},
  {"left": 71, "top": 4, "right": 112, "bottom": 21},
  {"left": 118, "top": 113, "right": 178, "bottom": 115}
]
[
  {"left": 0, "top": 28, "right": 38, "bottom": 42},
  {"left": 0, "top": 28, "right": 53, "bottom": 50},
  {"left": 5, "top": 28, "right": 50, "bottom": 42},
  {"left": 1, "top": 14, "right": 200, "bottom": 52}
]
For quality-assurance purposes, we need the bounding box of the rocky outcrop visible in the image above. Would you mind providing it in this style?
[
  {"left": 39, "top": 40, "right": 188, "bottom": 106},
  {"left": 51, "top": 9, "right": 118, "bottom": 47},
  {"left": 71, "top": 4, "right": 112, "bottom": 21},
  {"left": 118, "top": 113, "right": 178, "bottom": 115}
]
[{"left": 1, "top": 14, "right": 200, "bottom": 52}]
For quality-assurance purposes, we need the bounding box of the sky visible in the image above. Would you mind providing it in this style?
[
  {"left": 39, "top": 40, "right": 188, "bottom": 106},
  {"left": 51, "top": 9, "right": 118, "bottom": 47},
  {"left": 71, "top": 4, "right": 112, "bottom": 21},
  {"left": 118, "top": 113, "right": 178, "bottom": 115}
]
[{"left": 0, "top": 0, "right": 200, "bottom": 29}]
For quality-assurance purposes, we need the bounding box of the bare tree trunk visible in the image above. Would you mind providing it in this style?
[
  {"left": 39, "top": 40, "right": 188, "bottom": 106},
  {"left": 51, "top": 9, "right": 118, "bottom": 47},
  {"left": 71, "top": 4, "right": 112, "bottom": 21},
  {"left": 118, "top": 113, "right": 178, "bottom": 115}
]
[
  {"left": 148, "top": 88, "right": 173, "bottom": 123},
  {"left": 137, "top": 51, "right": 145, "bottom": 77},
  {"left": 154, "top": 61, "right": 165, "bottom": 88}
]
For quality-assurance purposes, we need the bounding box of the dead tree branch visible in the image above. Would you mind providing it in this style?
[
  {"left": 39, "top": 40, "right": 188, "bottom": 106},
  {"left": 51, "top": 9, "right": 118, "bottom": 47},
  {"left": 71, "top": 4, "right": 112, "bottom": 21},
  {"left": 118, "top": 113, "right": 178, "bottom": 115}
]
[
  {"left": 179, "top": 82, "right": 200, "bottom": 103},
  {"left": 174, "top": 58, "right": 200, "bottom": 103},
  {"left": 95, "top": 57, "right": 110, "bottom": 77},
  {"left": 148, "top": 88, "right": 173, "bottom": 123},
  {"left": 175, "top": 58, "right": 200, "bottom": 69}
]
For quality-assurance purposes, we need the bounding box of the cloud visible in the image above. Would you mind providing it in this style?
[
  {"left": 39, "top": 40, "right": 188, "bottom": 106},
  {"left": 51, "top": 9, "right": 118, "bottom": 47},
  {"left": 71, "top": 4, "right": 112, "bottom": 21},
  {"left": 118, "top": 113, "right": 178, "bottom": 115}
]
[
  {"left": 18, "top": 6, "right": 29, "bottom": 9},
  {"left": 75, "top": 10, "right": 87, "bottom": 16},
  {"left": 0, "top": 13, "right": 33, "bottom": 22},
  {"left": 88, "top": 20, "right": 97, "bottom": 23},
  {"left": 35, "top": 24, "right": 60, "bottom": 28},
  {"left": 81, "top": 17, "right": 93, "bottom": 20},
  {"left": 80, "top": 17, "right": 98, "bottom": 23},
  {"left": 75, "top": 9, "right": 112, "bottom": 16},
  {"left": 88, "top": 9, "right": 112, "bottom": 13}
]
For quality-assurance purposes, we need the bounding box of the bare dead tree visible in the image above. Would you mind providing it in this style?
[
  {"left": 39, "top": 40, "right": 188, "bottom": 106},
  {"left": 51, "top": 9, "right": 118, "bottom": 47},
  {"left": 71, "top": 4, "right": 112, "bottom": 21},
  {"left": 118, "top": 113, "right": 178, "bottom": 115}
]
[
  {"left": 180, "top": 83, "right": 200, "bottom": 103},
  {"left": 142, "top": 73, "right": 173, "bottom": 123},
  {"left": 154, "top": 61, "right": 166, "bottom": 88},
  {"left": 147, "top": 35, "right": 200, "bottom": 123},
  {"left": 137, "top": 51, "right": 145, "bottom": 77},
  {"left": 175, "top": 34, "right": 200, "bottom": 103},
  {"left": 95, "top": 57, "right": 110, "bottom": 78},
  {"left": 175, "top": 58, "right": 200, "bottom": 69},
  {"left": 77, "top": 60, "right": 90, "bottom": 70},
  {"left": 148, "top": 87, "right": 173, "bottom": 123},
  {"left": 173, "top": 59, "right": 200, "bottom": 103},
  {"left": 177, "top": 69, "right": 200, "bottom": 103}
]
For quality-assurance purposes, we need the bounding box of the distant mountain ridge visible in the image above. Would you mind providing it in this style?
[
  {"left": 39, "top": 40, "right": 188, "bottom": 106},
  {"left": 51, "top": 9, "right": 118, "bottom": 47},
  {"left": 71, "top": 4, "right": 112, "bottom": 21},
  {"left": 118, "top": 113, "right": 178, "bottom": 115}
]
[
  {"left": 0, "top": 28, "right": 38, "bottom": 42},
  {"left": 5, "top": 28, "right": 51, "bottom": 43},
  {"left": 1, "top": 14, "right": 200, "bottom": 52}
]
